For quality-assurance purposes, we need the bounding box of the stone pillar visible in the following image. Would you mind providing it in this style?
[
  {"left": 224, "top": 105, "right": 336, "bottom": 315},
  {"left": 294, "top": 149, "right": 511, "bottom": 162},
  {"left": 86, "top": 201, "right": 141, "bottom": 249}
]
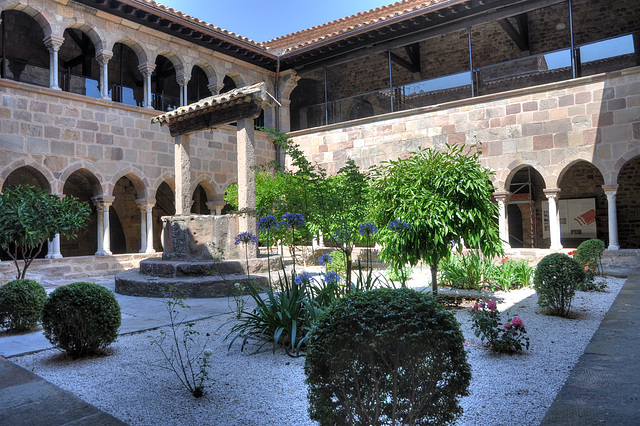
[
  {"left": 136, "top": 200, "right": 147, "bottom": 253},
  {"left": 176, "top": 71, "right": 190, "bottom": 107},
  {"left": 237, "top": 117, "right": 258, "bottom": 257},
  {"left": 136, "top": 199, "right": 156, "bottom": 253},
  {"left": 94, "top": 196, "right": 115, "bottom": 255},
  {"left": 208, "top": 82, "right": 224, "bottom": 96},
  {"left": 46, "top": 234, "right": 63, "bottom": 259},
  {"left": 138, "top": 63, "right": 156, "bottom": 109},
  {"left": 44, "top": 35, "right": 64, "bottom": 91},
  {"left": 544, "top": 189, "right": 563, "bottom": 250},
  {"left": 602, "top": 184, "right": 620, "bottom": 250},
  {"left": 278, "top": 98, "right": 292, "bottom": 133},
  {"left": 494, "top": 191, "right": 511, "bottom": 250},
  {"left": 174, "top": 134, "right": 192, "bottom": 215},
  {"left": 96, "top": 50, "right": 113, "bottom": 100}
]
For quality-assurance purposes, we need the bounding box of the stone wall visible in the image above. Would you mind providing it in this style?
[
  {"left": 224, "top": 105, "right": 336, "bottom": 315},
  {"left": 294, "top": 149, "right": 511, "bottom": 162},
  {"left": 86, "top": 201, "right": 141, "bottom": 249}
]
[{"left": 289, "top": 66, "right": 640, "bottom": 250}]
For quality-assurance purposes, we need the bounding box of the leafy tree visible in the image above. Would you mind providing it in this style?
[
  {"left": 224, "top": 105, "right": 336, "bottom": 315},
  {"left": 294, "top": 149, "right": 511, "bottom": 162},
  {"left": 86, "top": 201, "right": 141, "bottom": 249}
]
[
  {"left": 0, "top": 185, "right": 91, "bottom": 279},
  {"left": 371, "top": 143, "right": 503, "bottom": 294}
]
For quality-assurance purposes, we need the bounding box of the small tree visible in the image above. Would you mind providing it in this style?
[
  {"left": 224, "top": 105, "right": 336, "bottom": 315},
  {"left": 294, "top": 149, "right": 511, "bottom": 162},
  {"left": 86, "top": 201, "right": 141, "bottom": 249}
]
[
  {"left": 0, "top": 185, "right": 91, "bottom": 279},
  {"left": 371, "top": 143, "right": 503, "bottom": 294}
]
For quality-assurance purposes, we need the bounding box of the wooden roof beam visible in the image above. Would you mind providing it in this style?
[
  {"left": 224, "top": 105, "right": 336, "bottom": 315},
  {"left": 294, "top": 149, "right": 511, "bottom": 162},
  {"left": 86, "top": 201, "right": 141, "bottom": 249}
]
[{"left": 498, "top": 14, "right": 529, "bottom": 52}]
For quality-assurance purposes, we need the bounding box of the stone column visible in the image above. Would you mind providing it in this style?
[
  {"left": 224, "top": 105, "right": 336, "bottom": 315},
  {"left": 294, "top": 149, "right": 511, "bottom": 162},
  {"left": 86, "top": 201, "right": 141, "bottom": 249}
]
[
  {"left": 494, "top": 191, "right": 511, "bottom": 250},
  {"left": 176, "top": 71, "right": 190, "bottom": 107},
  {"left": 208, "top": 82, "right": 224, "bottom": 96},
  {"left": 602, "top": 184, "right": 620, "bottom": 250},
  {"left": 96, "top": 50, "right": 113, "bottom": 100},
  {"left": 46, "top": 234, "right": 63, "bottom": 259},
  {"left": 544, "top": 188, "right": 563, "bottom": 250},
  {"left": 136, "top": 200, "right": 148, "bottom": 253},
  {"left": 94, "top": 196, "right": 115, "bottom": 255},
  {"left": 44, "top": 35, "right": 64, "bottom": 91},
  {"left": 237, "top": 117, "right": 258, "bottom": 257},
  {"left": 174, "top": 134, "right": 192, "bottom": 215},
  {"left": 136, "top": 199, "right": 156, "bottom": 253},
  {"left": 138, "top": 63, "right": 156, "bottom": 109}
]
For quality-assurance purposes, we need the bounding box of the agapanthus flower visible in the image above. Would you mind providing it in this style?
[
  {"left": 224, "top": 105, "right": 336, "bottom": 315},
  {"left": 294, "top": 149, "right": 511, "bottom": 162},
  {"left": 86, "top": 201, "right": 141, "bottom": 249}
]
[
  {"left": 388, "top": 219, "right": 410, "bottom": 232},
  {"left": 234, "top": 231, "right": 258, "bottom": 245},
  {"left": 318, "top": 253, "right": 333, "bottom": 266},
  {"left": 322, "top": 271, "right": 340, "bottom": 285},
  {"left": 294, "top": 272, "right": 313, "bottom": 285},
  {"left": 281, "top": 212, "right": 306, "bottom": 228},
  {"left": 358, "top": 222, "right": 378, "bottom": 237},
  {"left": 257, "top": 215, "right": 279, "bottom": 232}
]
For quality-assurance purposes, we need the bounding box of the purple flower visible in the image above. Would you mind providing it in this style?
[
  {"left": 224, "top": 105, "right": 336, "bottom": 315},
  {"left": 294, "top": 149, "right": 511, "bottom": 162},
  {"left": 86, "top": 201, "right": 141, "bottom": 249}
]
[
  {"left": 281, "top": 213, "right": 306, "bottom": 229},
  {"left": 234, "top": 232, "right": 258, "bottom": 245},
  {"left": 318, "top": 253, "right": 332, "bottom": 266},
  {"left": 332, "top": 229, "right": 352, "bottom": 244},
  {"left": 257, "top": 215, "right": 279, "bottom": 232},
  {"left": 358, "top": 222, "right": 378, "bottom": 237},
  {"left": 294, "top": 272, "right": 313, "bottom": 285},
  {"left": 388, "top": 220, "right": 410, "bottom": 232},
  {"left": 322, "top": 271, "right": 340, "bottom": 285}
]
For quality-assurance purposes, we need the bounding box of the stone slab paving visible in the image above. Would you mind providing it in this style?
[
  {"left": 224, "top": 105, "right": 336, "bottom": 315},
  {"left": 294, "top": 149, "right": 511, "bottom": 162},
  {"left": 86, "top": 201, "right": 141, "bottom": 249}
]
[
  {"left": 540, "top": 272, "right": 640, "bottom": 425},
  {"left": 0, "top": 357, "right": 126, "bottom": 425}
]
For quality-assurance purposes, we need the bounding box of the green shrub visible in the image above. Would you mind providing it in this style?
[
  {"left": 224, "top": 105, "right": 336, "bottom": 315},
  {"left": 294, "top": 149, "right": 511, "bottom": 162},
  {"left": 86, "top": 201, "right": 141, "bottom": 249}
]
[
  {"left": 305, "top": 288, "right": 471, "bottom": 425},
  {"left": 439, "top": 250, "right": 494, "bottom": 291},
  {"left": 0, "top": 279, "right": 47, "bottom": 332},
  {"left": 42, "top": 282, "right": 121, "bottom": 358},
  {"left": 226, "top": 272, "right": 322, "bottom": 356},
  {"left": 575, "top": 239, "right": 605, "bottom": 276},
  {"left": 534, "top": 253, "right": 585, "bottom": 317}
]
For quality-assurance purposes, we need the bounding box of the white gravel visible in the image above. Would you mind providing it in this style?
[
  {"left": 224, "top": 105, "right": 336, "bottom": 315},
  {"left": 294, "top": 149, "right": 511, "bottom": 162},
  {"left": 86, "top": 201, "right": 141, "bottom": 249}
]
[{"left": 12, "top": 276, "right": 623, "bottom": 426}]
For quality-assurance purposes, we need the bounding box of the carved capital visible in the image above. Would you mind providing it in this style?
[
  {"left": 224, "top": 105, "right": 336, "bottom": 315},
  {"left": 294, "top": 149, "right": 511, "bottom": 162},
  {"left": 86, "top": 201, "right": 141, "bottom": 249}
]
[{"left": 44, "top": 35, "right": 65, "bottom": 52}]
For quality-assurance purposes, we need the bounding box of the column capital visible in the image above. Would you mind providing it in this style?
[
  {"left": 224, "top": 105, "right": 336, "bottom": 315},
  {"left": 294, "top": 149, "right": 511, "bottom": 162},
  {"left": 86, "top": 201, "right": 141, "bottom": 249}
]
[
  {"left": 493, "top": 190, "right": 511, "bottom": 202},
  {"left": 601, "top": 184, "right": 619, "bottom": 194},
  {"left": 543, "top": 188, "right": 561, "bottom": 198},
  {"left": 92, "top": 195, "right": 116, "bottom": 208},
  {"left": 175, "top": 71, "right": 191, "bottom": 87},
  {"left": 96, "top": 50, "right": 113, "bottom": 65},
  {"left": 278, "top": 70, "right": 300, "bottom": 99},
  {"left": 44, "top": 35, "right": 64, "bottom": 51},
  {"left": 138, "top": 62, "right": 156, "bottom": 76},
  {"left": 136, "top": 198, "right": 156, "bottom": 208},
  {"left": 208, "top": 82, "right": 224, "bottom": 95}
]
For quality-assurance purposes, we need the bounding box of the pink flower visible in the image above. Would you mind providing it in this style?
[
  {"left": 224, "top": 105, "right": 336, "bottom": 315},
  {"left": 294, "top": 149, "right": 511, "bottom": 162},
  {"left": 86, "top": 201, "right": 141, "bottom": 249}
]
[
  {"left": 472, "top": 303, "right": 479, "bottom": 310},
  {"left": 584, "top": 266, "right": 590, "bottom": 271},
  {"left": 478, "top": 300, "right": 485, "bottom": 309},
  {"left": 487, "top": 300, "right": 497, "bottom": 311},
  {"left": 511, "top": 317, "right": 524, "bottom": 329}
]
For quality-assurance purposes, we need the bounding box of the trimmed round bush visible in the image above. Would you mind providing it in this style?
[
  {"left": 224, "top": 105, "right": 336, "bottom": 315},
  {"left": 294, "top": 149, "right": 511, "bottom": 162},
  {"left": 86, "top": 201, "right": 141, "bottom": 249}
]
[
  {"left": 42, "top": 281, "right": 121, "bottom": 358},
  {"left": 304, "top": 288, "right": 471, "bottom": 425},
  {"left": 576, "top": 238, "right": 606, "bottom": 275},
  {"left": 0, "top": 279, "right": 47, "bottom": 332},
  {"left": 534, "top": 253, "right": 585, "bottom": 317}
]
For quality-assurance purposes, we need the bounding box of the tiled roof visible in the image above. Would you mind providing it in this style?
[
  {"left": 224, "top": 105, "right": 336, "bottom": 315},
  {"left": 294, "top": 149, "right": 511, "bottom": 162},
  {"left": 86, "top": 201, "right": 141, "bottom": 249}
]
[
  {"left": 143, "top": 0, "right": 267, "bottom": 48},
  {"left": 263, "top": 0, "right": 451, "bottom": 54},
  {"left": 151, "top": 82, "right": 274, "bottom": 135}
]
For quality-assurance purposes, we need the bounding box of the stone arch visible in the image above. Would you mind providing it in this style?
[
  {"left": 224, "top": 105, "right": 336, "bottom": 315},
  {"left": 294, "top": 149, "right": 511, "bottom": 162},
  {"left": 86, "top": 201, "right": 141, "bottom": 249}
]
[
  {"left": 62, "top": 21, "right": 106, "bottom": 53},
  {"left": 62, "top": 168, "right": 102, "bottom": 257},
  {"left": 611, "top": 144, "right": 640, "bottom": 186},
  {"left": 0, "top": 6, "right": 51, "bottom": 87},
  {"left": 107, "top": 170, "right": 147, "bottom": 198},
  {"left": 108, "top": 38, "right": 148, "bottom": 65},
  {"left": 557, "top": 160, "right": 606, "bottom": 247},
  {"left": 504, "top": 164, "right": 548, "bottom": 249},
  {"left": 0, "top": 3, "right": 53, "bottom": 38},
  {"left": 190, "top": 179, "right": 217, "bottom": 215},
  {"left": 152, "top": 179, "right": 175, "bottom": 251},
  {"left": 0, "top": 160, "right": 55, "bottom": 193},
  {"left": 109, "top": 172, "right": 146, "bottom": 254},
  {"left": 60, "top": 165, "right": 104, "bottom": 197},
  {"left": 152, "top": 52, "right": 181, "bottom": 111},
  {"left": 188, "top": 62, "right": 215, "bottom": 102},
  {"left": 59, "top": 25, "right": 103, "bottom": 96},
  {"left": 221, "top": 72, "right": 244, "bottom": 92},
  {"left": 616, "top": 155, "right": 640, "bottom": 249},
  {"left": 552, "top": 154, "right": 605, "bottom": 189}
]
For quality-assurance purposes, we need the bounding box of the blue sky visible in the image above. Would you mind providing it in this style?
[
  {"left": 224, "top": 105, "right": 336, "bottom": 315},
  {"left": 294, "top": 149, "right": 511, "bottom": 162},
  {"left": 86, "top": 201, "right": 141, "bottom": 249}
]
[{"left": 156, "top": 0, "right": 394, "bottom": 42}]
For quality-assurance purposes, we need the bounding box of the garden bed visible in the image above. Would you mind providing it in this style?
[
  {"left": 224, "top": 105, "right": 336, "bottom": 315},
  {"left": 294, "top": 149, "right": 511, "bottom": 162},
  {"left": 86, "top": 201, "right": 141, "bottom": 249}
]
[{"left": 12, "top": 276, "right": 623, "bottom": 425}]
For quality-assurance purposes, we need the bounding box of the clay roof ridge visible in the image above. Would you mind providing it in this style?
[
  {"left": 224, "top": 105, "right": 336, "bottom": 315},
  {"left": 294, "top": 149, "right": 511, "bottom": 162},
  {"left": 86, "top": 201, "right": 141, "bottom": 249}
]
[
  {"left": 263, "top": 0, "right": 437, "bottom": 49},
  {"left": 141, "top": 0, "right": 267, "bottom": 48}
]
